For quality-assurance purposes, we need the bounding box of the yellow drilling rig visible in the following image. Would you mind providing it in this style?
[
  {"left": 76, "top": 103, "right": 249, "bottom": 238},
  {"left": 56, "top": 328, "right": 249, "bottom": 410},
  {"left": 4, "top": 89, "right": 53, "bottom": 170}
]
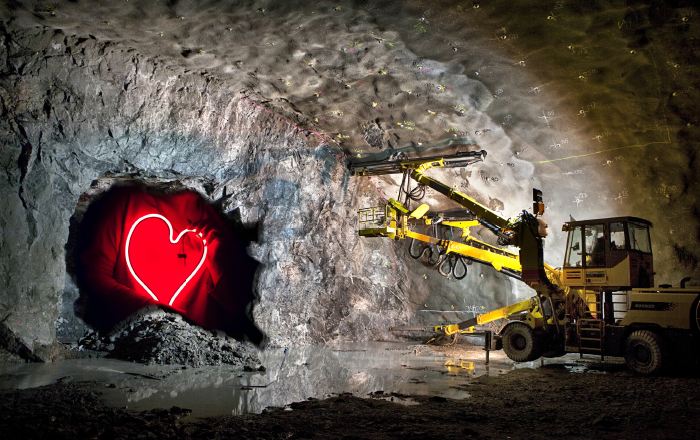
[{"left": 351, "top": 150, "right": 700, "bottom": 374}]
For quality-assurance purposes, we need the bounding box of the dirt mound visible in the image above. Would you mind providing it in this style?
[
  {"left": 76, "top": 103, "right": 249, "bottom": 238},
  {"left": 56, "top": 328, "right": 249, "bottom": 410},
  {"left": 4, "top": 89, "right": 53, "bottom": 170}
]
[{"left": 77, "top": 308, "right": 261, "bottom": 368}]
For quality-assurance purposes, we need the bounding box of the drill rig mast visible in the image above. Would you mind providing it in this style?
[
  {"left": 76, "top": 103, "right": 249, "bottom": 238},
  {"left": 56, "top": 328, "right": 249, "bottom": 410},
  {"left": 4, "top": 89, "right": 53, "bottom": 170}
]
[{"left": 351, "top": 150, "right": 566, "bottom": 339}]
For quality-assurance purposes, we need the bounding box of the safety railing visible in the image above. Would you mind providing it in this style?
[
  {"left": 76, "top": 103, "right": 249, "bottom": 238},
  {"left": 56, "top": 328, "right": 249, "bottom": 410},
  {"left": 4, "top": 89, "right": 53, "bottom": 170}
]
[
  {"left": 358, "top": 207, "right": 386, "bottom": 231},
  {"left": 358, "top": 206, "right": 396, "bottom": 237}
]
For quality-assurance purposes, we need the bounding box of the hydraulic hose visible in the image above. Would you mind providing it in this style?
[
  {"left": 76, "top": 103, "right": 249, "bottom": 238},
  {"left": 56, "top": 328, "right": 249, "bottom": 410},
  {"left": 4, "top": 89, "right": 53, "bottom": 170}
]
[
  {"left": 437, "top": 254, "right": 469, "bottom": 280},
  {"left": 453, "top": 255, "right": 468, "bottom": 280},
  {"left": 408, "top": 237, "right": 432, "bottom": 260},
  {"left": 438, "top": 255, "right": 453, "bottom": 277},
  {"left": 430, "top": 247, "right": 446, "bottom": 266}
]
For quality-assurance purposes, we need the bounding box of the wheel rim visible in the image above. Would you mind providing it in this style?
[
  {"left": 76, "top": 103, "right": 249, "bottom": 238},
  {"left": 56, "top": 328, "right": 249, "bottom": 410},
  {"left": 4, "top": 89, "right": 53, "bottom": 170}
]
[
  {"left": 511, "top": 334, "right": 527, "bottom": 351},
  {"left": 632, "top": 344, "right": 651, "bottom": 365}
]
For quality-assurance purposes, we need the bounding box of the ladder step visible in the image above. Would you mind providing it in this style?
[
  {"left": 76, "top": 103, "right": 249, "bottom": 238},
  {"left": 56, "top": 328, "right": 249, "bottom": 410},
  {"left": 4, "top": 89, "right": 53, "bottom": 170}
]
[{"left": 580, "top": 337, "right": 602, "bottom": 341}]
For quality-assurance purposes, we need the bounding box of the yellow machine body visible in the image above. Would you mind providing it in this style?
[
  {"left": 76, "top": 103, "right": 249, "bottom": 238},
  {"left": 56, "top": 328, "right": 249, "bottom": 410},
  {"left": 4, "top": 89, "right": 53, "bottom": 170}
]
[
  {"left": 352, "top": 152, "right": 699, "bottom": 374},
  {"left": 561, "top": 217, "right": 654, "bottom": 290},
  {"left": 620, "top": 287, "right": 700, "bottom": 330}
]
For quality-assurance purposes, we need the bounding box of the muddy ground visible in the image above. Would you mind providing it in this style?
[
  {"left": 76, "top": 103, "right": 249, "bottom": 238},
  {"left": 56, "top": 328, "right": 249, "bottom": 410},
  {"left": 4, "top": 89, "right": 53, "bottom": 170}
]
[{"left": 2, "top": 349, "right": 699, "bottom": 440}]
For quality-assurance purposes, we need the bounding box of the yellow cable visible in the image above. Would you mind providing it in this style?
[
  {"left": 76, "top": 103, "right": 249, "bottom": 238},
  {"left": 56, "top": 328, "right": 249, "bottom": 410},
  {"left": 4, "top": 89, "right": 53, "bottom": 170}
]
[{"left": 532, "top": 139, "right": 670, "bottom": 164}]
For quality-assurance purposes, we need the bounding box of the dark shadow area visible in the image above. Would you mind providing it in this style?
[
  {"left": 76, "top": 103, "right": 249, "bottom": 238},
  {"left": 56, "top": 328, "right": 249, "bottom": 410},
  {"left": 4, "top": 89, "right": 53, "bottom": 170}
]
[{"left": 66, "top": 178, "right": 263, "bottom": 344}]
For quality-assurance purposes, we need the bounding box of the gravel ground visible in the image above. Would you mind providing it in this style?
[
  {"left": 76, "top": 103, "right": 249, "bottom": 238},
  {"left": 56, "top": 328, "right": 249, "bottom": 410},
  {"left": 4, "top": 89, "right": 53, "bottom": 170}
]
[{"left": 1, "top": 362, "right": 699, "bottom": 440}]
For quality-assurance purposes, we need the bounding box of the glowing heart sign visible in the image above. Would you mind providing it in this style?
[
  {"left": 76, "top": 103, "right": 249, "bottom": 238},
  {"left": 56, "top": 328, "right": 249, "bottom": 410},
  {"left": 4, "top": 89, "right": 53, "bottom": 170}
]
[{"left": 125, "top": 214, "right": 208, "bottom": 306}]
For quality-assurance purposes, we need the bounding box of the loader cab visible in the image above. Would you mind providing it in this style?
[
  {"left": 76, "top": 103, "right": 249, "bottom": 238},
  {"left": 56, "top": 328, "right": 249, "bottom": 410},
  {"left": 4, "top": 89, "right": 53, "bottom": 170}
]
[{"left": 561, "top": 217, "right": 653, "bottom": 289}]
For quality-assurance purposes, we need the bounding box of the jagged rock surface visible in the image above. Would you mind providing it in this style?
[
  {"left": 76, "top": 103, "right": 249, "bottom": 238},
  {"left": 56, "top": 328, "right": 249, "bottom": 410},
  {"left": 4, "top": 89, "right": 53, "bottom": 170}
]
[{"left": 0, "top": 26, "right": 430, "bottom": 358}]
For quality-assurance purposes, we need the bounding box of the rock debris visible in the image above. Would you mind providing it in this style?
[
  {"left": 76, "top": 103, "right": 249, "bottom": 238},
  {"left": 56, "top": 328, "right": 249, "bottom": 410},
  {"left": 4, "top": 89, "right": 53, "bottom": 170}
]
[{"left": 76, "top": 308, "right": 261, "bottom": 368}]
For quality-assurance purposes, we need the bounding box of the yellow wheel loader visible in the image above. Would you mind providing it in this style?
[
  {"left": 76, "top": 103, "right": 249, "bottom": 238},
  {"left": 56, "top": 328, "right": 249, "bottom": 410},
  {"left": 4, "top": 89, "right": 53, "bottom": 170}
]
[{"left": 351, "top": 151, "right": 700, "bottom": 375}]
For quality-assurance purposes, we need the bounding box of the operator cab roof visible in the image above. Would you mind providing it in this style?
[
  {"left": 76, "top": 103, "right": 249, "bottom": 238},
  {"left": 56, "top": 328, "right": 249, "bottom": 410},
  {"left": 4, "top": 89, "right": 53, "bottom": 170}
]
[{"left": 563, "top": 216, "right": 652, "bottom": 228}]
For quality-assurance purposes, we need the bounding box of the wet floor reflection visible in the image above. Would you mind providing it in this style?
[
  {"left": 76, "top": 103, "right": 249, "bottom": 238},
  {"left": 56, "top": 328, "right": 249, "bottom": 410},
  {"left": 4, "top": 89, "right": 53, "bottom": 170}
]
[{"left": 0, "top": 342, "right": 604, "bottom": 417}]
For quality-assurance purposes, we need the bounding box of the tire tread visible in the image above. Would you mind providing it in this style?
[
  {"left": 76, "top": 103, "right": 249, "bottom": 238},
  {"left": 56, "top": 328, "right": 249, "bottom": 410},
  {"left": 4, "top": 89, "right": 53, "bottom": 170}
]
[
  {"left": 502, "top": 322, "right": 542, "bottom": 363},
  {"left": 625, "top": 330, "right": 664, "bottom": 375}
]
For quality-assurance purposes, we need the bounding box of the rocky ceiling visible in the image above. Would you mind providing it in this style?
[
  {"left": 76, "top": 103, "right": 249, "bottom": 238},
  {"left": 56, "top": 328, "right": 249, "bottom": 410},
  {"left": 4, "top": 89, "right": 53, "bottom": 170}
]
[{"left": 0, "top": 0, "right": 698, "bottom": 359}]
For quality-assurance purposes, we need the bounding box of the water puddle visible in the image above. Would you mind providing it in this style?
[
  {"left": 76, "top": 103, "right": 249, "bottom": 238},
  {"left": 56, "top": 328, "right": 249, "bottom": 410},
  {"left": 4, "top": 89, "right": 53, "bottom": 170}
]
[{"left": 0, "top": 342, "right": 616, "bottom": 418}]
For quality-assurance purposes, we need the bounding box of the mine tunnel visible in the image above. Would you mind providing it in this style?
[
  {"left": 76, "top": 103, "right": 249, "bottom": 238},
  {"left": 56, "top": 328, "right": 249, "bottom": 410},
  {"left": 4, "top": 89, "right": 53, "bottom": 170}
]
[
  {"left": 65, "top": 178, "right": 261, "bottom": 337},
  {"left": 1, "top": 0, "right": 699, "bottom": 438}
]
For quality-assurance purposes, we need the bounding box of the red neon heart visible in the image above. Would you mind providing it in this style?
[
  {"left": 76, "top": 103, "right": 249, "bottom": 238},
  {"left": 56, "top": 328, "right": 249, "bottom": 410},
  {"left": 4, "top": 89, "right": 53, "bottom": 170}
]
[{"left": 125, "top": 214, "right": 208, "bottom": 306}]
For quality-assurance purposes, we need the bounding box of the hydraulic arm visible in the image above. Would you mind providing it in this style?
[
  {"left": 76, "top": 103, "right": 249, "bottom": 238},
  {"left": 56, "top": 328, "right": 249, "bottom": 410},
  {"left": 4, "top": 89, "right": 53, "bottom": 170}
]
[
  {"left": 351, "top": 150, "right": 488, "bottom": 176},
  {"left": 351, "top": 152, "right": 559, "bottom": 291},
  {"left": 351, "top": 151, "right": 567, "bottom": 336},
  {"left": 407, "top": 160, "right": 514, "bottom": 241},
  {"left": 442, "top": 297, "right": 538, "bottom": 334}
]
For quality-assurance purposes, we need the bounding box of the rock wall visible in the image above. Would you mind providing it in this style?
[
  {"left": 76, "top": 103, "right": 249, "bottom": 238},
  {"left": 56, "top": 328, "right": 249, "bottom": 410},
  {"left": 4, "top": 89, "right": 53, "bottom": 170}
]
[{"left": 0, "top": 26, "right": 463, "bottom": 357}]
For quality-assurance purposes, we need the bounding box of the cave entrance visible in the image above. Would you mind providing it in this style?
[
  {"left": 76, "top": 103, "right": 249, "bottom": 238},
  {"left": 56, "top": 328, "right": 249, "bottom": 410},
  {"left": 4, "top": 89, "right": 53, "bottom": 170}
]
[{"left": 61, "top": 175, "right": 260, "bottom": 345}]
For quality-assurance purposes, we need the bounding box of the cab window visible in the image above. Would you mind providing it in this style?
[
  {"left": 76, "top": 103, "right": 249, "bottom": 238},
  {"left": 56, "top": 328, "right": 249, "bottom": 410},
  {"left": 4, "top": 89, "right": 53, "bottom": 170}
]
[
  {"left": 565, "top": 226, "right": 583, "bottom": 268},
  {"left": 629, "top": 222, "right": 651, "bottom": 253},
  {"left": 584, "top": 224, "right": 606, "bottom": 267},
  {"left": 609, "top": 222, "right": 626, "bottom": 251}
]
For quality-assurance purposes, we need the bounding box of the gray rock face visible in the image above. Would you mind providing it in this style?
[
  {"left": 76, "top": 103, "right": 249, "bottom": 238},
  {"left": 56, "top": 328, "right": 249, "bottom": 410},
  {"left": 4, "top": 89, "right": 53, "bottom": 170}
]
[
  {"left": 0, "top": 26, "right": 418, "bottom": 357},
  {"left": 0, "top": 25, "right": 522, "bottom": 359}
]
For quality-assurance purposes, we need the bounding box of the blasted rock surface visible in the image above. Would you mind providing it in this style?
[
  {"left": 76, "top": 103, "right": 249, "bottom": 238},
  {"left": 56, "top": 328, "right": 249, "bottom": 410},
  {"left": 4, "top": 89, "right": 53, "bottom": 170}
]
[{"left": 0, "top": 25, "right": 417, "bottom": 357}]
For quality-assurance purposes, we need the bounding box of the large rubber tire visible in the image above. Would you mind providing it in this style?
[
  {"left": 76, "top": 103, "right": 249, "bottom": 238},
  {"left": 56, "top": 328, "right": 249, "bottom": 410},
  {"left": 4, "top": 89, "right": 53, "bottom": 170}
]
[
  {"left": 624, "top": 330, "right": 664, "bottom": 375},
  {"left": 502, "top": 322, "right": 542, "bottom": 362}
]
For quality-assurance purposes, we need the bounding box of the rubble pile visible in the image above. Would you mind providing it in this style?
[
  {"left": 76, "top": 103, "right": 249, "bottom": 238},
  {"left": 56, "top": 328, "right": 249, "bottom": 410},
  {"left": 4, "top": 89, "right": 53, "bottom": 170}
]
[{"left": 78, "top": 308, "right": 261, "bottom": 368}]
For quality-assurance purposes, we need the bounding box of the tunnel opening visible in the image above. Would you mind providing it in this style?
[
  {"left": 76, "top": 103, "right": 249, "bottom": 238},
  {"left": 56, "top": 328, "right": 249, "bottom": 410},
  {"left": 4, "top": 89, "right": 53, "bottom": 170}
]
[{"left": 60, "top": 174, "right": 264, "bottom": 365}]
